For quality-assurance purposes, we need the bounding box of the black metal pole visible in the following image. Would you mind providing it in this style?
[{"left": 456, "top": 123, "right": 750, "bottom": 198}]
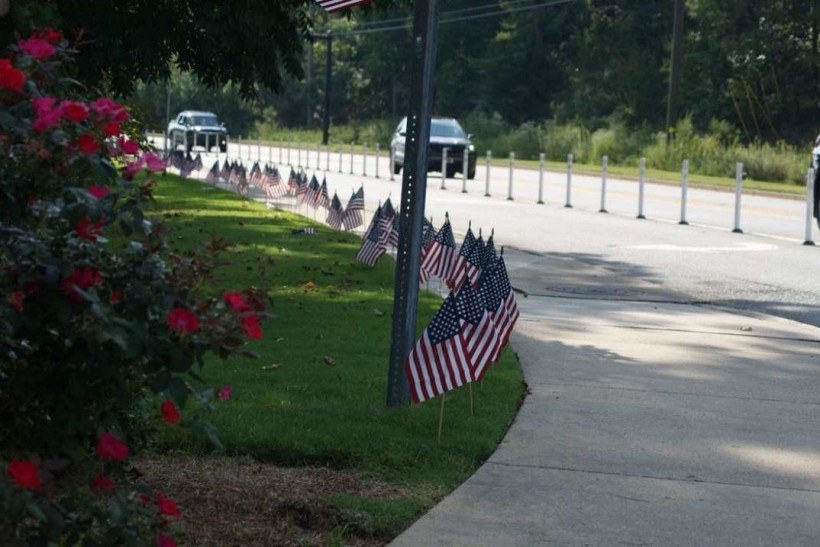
[
  {"left": 322, "top": 34, "right": 332, "bottom": 146},
  {"left": 665, "top": 0, "right": 685, "bottom": 144},
  {"left": 386, "top": 0, "right": 439, "bottom": 407}
]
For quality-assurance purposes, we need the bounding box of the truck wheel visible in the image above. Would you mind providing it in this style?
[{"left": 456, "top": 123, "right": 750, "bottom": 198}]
[{"left": 392, "top": 158, "right": 401, "bottom": 175}]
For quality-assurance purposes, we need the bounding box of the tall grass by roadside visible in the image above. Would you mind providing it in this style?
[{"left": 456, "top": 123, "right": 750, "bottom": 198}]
[{"left": 261, "top": 114, "right": 810, "bottom": 186}]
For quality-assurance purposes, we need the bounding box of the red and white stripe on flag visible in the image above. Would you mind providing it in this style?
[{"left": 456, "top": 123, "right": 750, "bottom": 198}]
[
  {"left": 405, "top": 330, "right": 472, "bottom": 404},
  {"left": 315, "top": 0, "right": 372, "bottom": 13}
]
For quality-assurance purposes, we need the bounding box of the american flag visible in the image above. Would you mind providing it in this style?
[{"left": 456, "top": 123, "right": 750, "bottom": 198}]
[
  {"left": 317, "top": 178, "right": 330, "bottom": 210},
  {"left": 454, "top": 282, "right": 501, "bottom": 382},
  {"left": 478, "top": 257, "right": 519, "bottom": 361},
  {"left": 342, "top": 187, "right": 365, "bottom": 231},
  {"left": 296, "top": 173, "right": 309, "bottom": 203},
  {"left": 326, "top": 193, "right": 344, "bottom": 230},
  {"left": 356, "top": 207, "right": 386, "bottom": 266},
  {"left": 315, "top": 0, "right": 373, "bottom": 13},
  {"left": 205, "top": 160, "right": 220, "bottom": 184},
  {"left": 451, "top": 226, "right": 482, "bottom": 290},
  {"left": 192, "top": 152, "right": 203, "bottom": 171},
  {"left": 287, "top": 168, "right": 299, "bottom": 195},
  {"left": 264, "top": 167, "right": 287, "bottom": 199},
  {"left": 419, "top": 217, "right": 438, "bottom": 284},
  {"left": 303, "top": 175, "right": 321, "bottom": 207},
  {"left": 483, "top": 231, "right": 498, "bottom": 269},
  {"left": 249, "top": 161, "right": 262, "bottom": 187},
  {"left": 420, "top": 215, "right": 457, "bottom": 282},
  {"left": 236, "top": 164, "right": 249, "bottom": 197},
  {"left": 220, "top": 159, "right": 230, "bottom": 182},
  {"left": 404, "top": 294, "right": 473, "bottom": 404}
]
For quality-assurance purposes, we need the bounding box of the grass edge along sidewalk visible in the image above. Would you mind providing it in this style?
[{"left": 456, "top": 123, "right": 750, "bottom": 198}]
[{"left": 145, "top": 174, "right": 525, "bottom": 544}]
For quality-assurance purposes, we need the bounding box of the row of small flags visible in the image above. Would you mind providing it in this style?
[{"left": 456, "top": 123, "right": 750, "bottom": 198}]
[
  {"left": 167, "top": 151, "right": 367, "bottom": 233},
  {"left": 355, "top": 209, "right": 519, "bottom": 404}
]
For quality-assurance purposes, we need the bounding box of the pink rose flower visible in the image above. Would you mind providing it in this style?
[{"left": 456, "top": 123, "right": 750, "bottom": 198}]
[{"left": 18, "top": 38, "right": 56, "bottom": 60}]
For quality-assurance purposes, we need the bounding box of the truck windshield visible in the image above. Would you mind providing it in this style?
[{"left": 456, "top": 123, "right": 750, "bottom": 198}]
[
  {"left": 431, "top": 120, "right": 465, "bottom": 139},
  {"left": 191, "top": 115, "right": 219, "bottom": 126}
]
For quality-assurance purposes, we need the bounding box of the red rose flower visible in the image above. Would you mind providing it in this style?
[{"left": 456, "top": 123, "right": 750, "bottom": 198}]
[
  {"left": 90, "top": 473, "right": 114, "bottom": 492},
  {"left": 102, "top": 121, "right": 120, "bottom": 137},
  {"left": 75, "top": 216, "right": 104, "bottom": 242},
  {"left": 8, "top": 460, "right": 41, "bottom": 490},
  {"left": 96, "top": 432, "right": 129, "bottom": 461},
  {"left": 160, "top": 399, "right": 181, "bottom": 425},
  {"left": 167, "top": 307, "right": 199, "bottom": 334},
  {"left": 156, "top": 534, "right": 177, "bottom": 547},
  {"left": 0, "top": 59, "right": 25, "bottom": 93},
  {"left": 223, "top": 291, "right": 251, "bottom": 312},
  {"left": 33, "top": 28, "right": 62, "bottom": 45},
  {"left": 241, "top": 315, "right": 263, "bottom": 339},
  {"left": 60, "top": 100, "right": 89, "bottom": 123},
  {"left": 87, "top": 185, "right": 110, "bottom": 200},
  {"left": 217, "top": 384, "right": 232, "bottom": 401},
  {"left": 109, "top": 290, "right": 124, "bottom": 304},
  {"left": 75, "top": 134, "right": 100, "bottom": 155},
  {"left": 61, "top": 267, "right": 102, "bottom": 302},
  {"left": 91, "top": 98, "right": 129, "bottom": 123},
  {"left": 155, "top": 491, "right": 181, "bottom": 517},
  {"left": 18, "top": 38, "right": 56, "bottom": 60},
  {"left": 116, "top": 136, "right": 140, "bottom": 155},
  {"left": 137, "top": 493, "right": 152, "bottom": 505}
]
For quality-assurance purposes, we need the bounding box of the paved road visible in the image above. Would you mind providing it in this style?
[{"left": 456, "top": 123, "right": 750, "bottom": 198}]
[{"left": 153, "top": 139, "right": 820, "bottom": 328}]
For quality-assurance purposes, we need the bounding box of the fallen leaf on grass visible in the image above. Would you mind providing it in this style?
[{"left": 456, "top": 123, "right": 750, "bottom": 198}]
[
  {"left": 261, "top": 364, "right": 281, "bottom": 371},
  {"left": 370, "top": 309, "right": 384, "bottom": 316},
  {"left": 301, "top": 281, "right": 316, "bottom": 290},
  {"left": 323, "top": 356, "right": 336, "bottom": 366}
]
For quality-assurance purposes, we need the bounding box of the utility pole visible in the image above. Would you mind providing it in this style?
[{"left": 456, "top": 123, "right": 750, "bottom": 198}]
[
  {"left": 665, "top": 0, "right": 685, "bottom": 144},
  {"left": 322, "top": 33, "right": 332, "bottom": 145},
  {"left": 306, "top": 3, "right": 315, "bottom": 127},
  {"left": 386, "top": 0, "right": 440, "bottom": 407}
]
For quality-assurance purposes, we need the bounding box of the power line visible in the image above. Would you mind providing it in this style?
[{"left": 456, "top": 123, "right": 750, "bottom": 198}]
[
  {"left": 321, "top": 0, "right": 580, "bottom": 38},
  {"left": 348, "top": 0, "right": 545, "bottom": 30}
]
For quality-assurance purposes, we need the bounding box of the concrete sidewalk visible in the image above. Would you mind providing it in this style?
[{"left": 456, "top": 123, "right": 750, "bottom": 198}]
[{"left": 392, "top": 295, "right": 820, "bottom": 546}]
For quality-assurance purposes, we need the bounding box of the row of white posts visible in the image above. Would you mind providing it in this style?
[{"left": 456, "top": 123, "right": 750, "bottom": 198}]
[{"left": 228, "top": 136, "right": 817, "bottom": 246}]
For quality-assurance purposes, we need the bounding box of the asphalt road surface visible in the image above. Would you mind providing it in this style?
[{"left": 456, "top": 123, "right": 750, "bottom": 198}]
[{"left": 153, "top": 137, "right": 820, "bottom": 328}]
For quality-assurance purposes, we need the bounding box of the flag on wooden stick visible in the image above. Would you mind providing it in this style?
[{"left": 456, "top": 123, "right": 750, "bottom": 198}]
[{"left": 404, "top": 294, "right": 473, "bottom": 404}]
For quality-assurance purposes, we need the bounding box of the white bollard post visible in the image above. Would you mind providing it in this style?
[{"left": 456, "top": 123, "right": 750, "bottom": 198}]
[
  {"left": 268, "top": 143, "right": 272, "bottom": 164},
  {"left": 599, "top": 155, "right": 608, "bottom": 213},
  {"left": 462, "top": 148, "right": 468, "bottom": 193},
  {"left": 441, "top": 147, "right": 448, "bottom": 190},
  {"left": 484, "top": 150, "right": 492, "bottom": 197},
  {"left": 637, "top": 157, "right": 646, "bottom": 219},
  {"left": 279, "top": 138, "right": 283, "bottom": 165},
  {"left": 537, "top": 152, "right": 545, "bottom": 204},
  {"left": 316, "top": 142, "right": 321, "bottom": 171},
  {"left": 733, "top": 162, "right": 744, "bottom": 233},
  {"left": 237, "top": 135, "right": 241, "bottom": 159},
  {"left": 390, "top": 147, "right": 395, "bottom": 181},
  {"left": 507, "top": 152, "right": 515, "bottom": 200},
  {"left": 565, "top": 153, "right": 573, "bottom": 208},
  {"left": 257, "top": 140, "right": 261, "bottom": 162},
  {"left": 349, "top": 142, "right": 354, "bottom": 174},
  {"left": 297, "top": 142, "right": 302, "bottom": 168},
  {"left": 326, "top": 142, "right": 331, "bottom": 172},
  {"left": 363, "top": 142, "right": 368, "bottom": 177},
  {"left": 375, "top": 143, "right": 381, "bottom": 179},
  {"left": 805, "top": 168, "right": 816, "bottom": 246},
  {"left": 679, "top": 159, "right": 690, "bottom": 225},
  {"left": 338, "top": 143, "right": 343, "bottom": 173},
  {"left": 286, "top": 138, "right": 291, "bottom": 166}
]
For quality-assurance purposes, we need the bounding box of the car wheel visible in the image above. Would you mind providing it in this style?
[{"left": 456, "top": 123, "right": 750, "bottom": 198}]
[
  {"left": 220, "top": 144, "right": 227, "bottom": 153},
  {"left": 392, "top": 157, "right": 401, "bottom": 175},
  {"left": 446, "top": 166, "right": 457, "bottom": 178},
  {"left": 468, "top": 165, "right": 476, "bottom": 180}
]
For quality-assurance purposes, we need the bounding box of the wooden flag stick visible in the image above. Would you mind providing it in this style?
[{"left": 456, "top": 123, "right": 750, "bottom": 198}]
[{"left": 437, "top": 393, "right": 446, "bottom": 443}]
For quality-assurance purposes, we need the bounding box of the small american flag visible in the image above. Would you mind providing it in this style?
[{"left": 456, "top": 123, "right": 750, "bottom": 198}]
[
  {"left": 420, "top": 215, "right": 457, "bottom": 282},
  {"left": 478, "top": 257, "right": 519, "bottom": 361},
  {"left": 317, "top": 178, "right": 330, "bottom": 210},
  {"left": 326, "top": 193, "right": 344, "bottom": 230},
  {"left": 192, "top": 153, "right": 203, "bottom": 171},
  {"left": 315, "top": 0, "right": 373, "bottom": 13},
  {"left": 404, "top": 294, "right": 473, "bottom": 404},
  {"left": 451, "top": 227, "right": 482, "bottom": 290},
  {"left": 419, "top": 217, "right": 438, "bottom": 284},
  {"left": 249, "top": 161, "right": 262, "bottom": 187},
  {"left": 356, "top": 207, "right": 386, "bottom": 266},
  {"left": 342, "top": 187, "right": 365, "bottom": 231},
  {"left": 205, "top": 160, "right": 220, "bottom": 184},
  {"left": 483, "top": 231, "right": 498, "bottom": 269},
  {"left": 454, "top": 282, "right": 500, "bottom": 382},
  {"left": 220, "top": 159, "right": 230, "bottom": 182}
]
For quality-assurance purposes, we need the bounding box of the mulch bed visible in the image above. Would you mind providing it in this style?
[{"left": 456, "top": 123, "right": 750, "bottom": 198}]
[{"left": 137, "top": 455, "right": 406, "bottom": 546}]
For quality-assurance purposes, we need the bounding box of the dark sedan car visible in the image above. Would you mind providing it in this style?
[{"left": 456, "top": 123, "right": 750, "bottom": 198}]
[{"left": 390, "top": 117, "right": 476, "bottom": 179}]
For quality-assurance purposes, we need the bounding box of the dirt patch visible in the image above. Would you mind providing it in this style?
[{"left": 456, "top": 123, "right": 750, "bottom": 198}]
[{"left": 136, "top": 455, "right": 406, "bottom": 546}]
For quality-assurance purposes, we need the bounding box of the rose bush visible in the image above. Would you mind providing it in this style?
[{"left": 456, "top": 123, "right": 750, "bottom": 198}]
[{"left": 0, "top": 31, "right": 267, "bottom": 545}]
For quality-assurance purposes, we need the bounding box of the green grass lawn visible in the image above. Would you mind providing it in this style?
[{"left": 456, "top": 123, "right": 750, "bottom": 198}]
[{"left": 145, "top": 175, "right": 524, "bottom": 539}]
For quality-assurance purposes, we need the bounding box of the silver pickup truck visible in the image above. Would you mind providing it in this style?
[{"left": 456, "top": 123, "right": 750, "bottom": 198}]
[{"left": 167, "top": 110, "right": 228, "bottom": 153}]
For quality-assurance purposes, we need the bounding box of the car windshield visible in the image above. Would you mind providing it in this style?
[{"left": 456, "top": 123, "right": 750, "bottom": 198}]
[
  {"left": 431, "top": 120, "right": 465, "bottom": 139},
  {"left": 191, "top": 115, "right": 219, "bottom": 126}
]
